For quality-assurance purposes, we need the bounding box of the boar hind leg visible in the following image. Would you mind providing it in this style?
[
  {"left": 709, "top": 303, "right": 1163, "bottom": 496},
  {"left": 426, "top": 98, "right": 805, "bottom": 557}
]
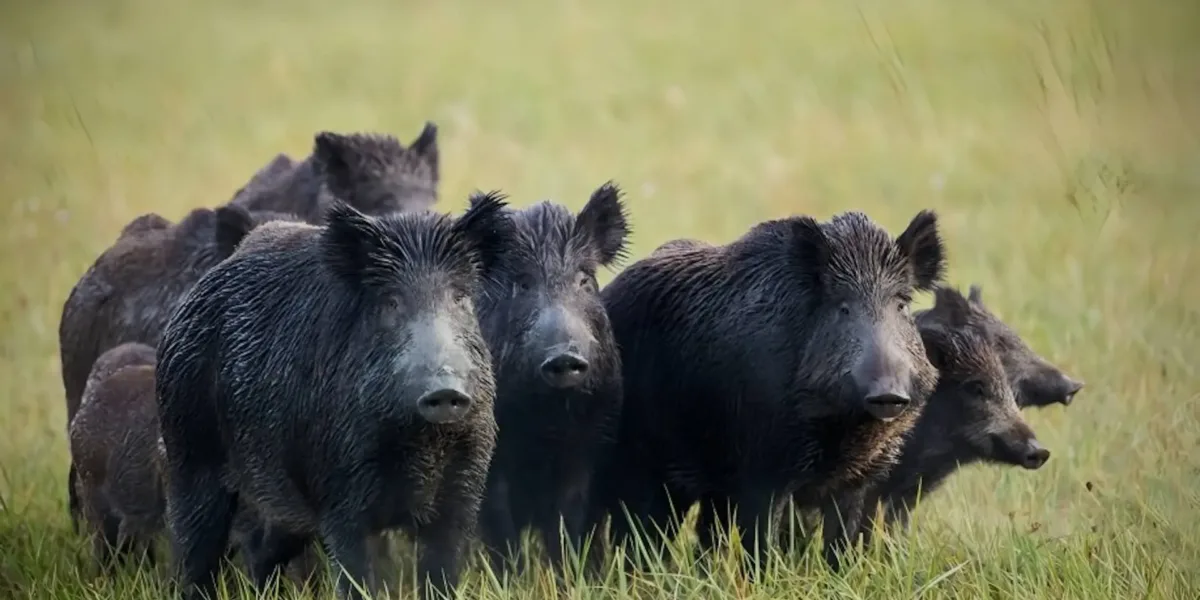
[{"left": 166, "top": 468, "right": 237, "bottom": 600}]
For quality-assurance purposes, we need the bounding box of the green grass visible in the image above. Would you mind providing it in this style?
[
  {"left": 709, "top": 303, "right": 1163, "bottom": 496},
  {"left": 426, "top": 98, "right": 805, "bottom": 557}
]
[{"left": 2, "top": 0, "right": 1198, "bottom": 597}]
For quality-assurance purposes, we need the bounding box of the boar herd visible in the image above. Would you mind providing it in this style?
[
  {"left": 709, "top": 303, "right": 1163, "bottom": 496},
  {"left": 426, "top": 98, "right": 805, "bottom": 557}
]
[{"left": 58, "top": 122, "right": 1085, "bottom": 600}]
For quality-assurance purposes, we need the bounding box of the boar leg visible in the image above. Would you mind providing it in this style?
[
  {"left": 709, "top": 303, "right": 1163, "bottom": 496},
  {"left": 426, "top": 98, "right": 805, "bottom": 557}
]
[
  {"left": 319, "top": 519, "right": 373, "bottom": 600},
  {"left": 415, "top": 442, "right": 491, "bottom": 600},
  {"left": 819, "top": 487, "right": 868, "bottom": 572},
  {"left": 244, "top": 526, "right": 311, "bottom": 590},
  {"left": 166, "top": 467, "right": 237, "bottom": 600},
  {"left": 480, "top": 474, "right": 520, "bottom": 578}
]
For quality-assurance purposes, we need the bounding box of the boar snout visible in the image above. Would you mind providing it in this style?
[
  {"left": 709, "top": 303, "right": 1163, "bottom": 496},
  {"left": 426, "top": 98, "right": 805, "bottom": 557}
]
[
  {"left": 991, "top": 425, "right": 1051, "bottom": 470},
  {"left": 1020, "top": 438, "right": 1051, "bottom": 469},
  {"left": 1062, "top": 378, "right": 1085, "bottom": 405},
  {"left": 416, "top": 382, "right": 473, "bottom": 424},
  {"left": 855, "top": 334, "right": 915, "bottom": 421},
  {"left": 540, "top": 350, "right": 590, "bottom": 389}
]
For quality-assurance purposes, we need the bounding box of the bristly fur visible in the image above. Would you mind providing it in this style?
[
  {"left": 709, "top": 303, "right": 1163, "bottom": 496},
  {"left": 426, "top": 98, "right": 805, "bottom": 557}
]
[
  {"left": 156, "top": 191, "right": 507, "bottom": 600},
  {"left": 319, "top": 194, "right": 514, "bottom": 293},
  {"left": 471, "top": 182, "right": 629, "bottom": 575},
  {"left": 589, "top": 208, "right": 944, "bottom": 573},
  {"left": 894, "top": 210, "right": 946, "bottom": 291},
  {"left": 232, "top": 123, "right": 440, "bottom": 223},
  {"left": 848, "top": 285, "right": 1047, "bottom": 542},
  {"left": 936, "top": 283, "right": 1084, "bottom": 409},
  {"left": 572, "top": 181, "right": 632, "bottom": 267},
  {"left": 58, "top": 207, "right": 303, "bottom": 531}
]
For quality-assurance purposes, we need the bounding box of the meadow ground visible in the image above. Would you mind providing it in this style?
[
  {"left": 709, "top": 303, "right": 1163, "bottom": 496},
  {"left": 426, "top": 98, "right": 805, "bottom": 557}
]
[{"left": 2, "top": 0, "right": 1198, "bottom": 598}]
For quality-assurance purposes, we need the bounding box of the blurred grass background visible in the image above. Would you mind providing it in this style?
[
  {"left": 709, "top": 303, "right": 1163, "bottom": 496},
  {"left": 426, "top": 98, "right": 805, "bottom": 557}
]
[{"left": 1, "top": 0, "right": 1198, "bottom": 598}]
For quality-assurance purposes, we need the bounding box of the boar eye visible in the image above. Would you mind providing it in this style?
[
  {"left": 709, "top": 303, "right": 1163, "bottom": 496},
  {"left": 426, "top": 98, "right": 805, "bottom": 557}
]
[
  {"left": 963, "top": 380, "right": 987, "bottom": 397},
  {"left": 838, "top": 302, "right": 851, "bottom": 317},
  {"left": 513, "top": 274, "right": 534, "bottom": 294},
  {"left": 577, "top": 271, "right": 596, "bottom": 291}
]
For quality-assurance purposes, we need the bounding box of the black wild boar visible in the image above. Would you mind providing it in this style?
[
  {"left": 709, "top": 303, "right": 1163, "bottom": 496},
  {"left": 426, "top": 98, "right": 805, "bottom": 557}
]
[
  {"left": 156, "top": 195, "right": 513, "bottom": 600},
  {"left": 853, "top": 286, "right": 1052, "bottom": 542},
  {"left": 589, "top": 210, "right": 945, "bottom": 571},
  {"left": 231, "top": 123, "right": 440, "bottom": 223},
  {"left": 59, "top": 205, "right": 297, "bottom": 529},
  {"left": 474, "top": 183, "right": 630, "bottom": 575},
  {"left": 69, "top": 342, "right": 163, "bottom": 570},
  {"left": 965, "top": 285, "right": 1084, "bottom": 408}
]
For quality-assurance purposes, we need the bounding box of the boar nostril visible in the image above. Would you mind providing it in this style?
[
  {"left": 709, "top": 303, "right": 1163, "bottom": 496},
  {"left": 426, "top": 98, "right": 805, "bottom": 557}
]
[
  {"left": 416, "top": 388, "right": 473, "bottom": 424},
  {"left": 1023, "top": 446, "right": 1050, "bottom": 469},
  {"left": 540, "top": 353, "right": 590, "bottom": 389}
]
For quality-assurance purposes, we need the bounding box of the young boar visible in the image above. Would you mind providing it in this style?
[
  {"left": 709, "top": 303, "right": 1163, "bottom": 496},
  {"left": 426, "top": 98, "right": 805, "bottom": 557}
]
[
  {"left": 964, "top": 285, "right": 1084, "bottom": 408},
  {"left": 473, "top": 183, "right": 630, "bottom": 575},
  {"left": 855, "top": 286, "right": 1052, "bottom": 542},
  {"left": 59, "top": 206, "right": 297, "bottom": 529},
  {"left": 156, "top": 196, "right": 513, "bottom": 600},
  {"left": 69, "top": 342, "right": 163, "bottom": 570},
  {"left": 231, "top": 123, "right": 440, "bottom": 223},
  {"left": 589, "top": 210, "right": 946, "bottom": 571}
]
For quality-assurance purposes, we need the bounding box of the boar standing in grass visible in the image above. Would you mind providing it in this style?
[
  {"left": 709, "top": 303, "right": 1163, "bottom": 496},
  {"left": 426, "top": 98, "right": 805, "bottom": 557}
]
[
  {"left": 791, "top": 285, "right": 1060, "bottom": 547},
  {"left": 231, "top": 123, "right": 440, "bottom": 223},
  {"left": 59, "top": 205, "right": 297, "bottom": 530},
  {"left": 851, "top": 286, "right": 1052, "bottom": 542},
  {"left": 964, "top": 285, "right": 1085, "bottom": 408},
  {"left": 589, "top": 210, "right": 946, "bottom": 572},
  {"left": 474, "top": 183, "right": 629, "bottom": 576},
  {"left": 69, "top": 342, "right": 163, "bottom": 571},
  {"left": 156, "top": 196, "right": 513, "bottom": 600}
]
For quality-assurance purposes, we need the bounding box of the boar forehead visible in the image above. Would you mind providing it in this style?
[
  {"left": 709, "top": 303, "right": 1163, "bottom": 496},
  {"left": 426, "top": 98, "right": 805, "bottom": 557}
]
[
  {"left": 820, "top": 214, "right": 917, "bottom": 303},
  {"left": 503, "top": 203, "right": 595, "bottom": 279}
]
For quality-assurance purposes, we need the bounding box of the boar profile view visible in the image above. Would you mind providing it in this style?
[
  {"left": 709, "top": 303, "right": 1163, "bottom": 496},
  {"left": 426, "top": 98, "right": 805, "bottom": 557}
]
[{"left": 589, "top": 210, "right": 946, "bottom": 571}]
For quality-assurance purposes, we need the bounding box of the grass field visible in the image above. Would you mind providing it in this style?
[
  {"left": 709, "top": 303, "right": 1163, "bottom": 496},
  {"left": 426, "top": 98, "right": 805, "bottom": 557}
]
[{"left": 2, "top": 0, "right": 1199, "bottom": 598}]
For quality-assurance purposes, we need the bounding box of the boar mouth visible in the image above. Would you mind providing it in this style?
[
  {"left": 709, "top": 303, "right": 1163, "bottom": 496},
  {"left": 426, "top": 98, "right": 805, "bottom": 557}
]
[{"left": 863, "top": 393, "right": 911, "bottom": 421}]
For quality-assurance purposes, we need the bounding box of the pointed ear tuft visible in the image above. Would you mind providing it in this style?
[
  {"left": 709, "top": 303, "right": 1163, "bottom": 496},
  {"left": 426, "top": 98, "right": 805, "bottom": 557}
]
[
  {"left": 575, "top": 180, "right": 631, "bottom": 267},
  {"left": 895, "top": 210, "right": 946, "bottom": 292},
  {"left": 968, "top": 283, "right": 984, "bottom": 305},
  {"left": 919, "top": 324, "right": 955, "bottom": 371},
  {"left": 319, "top": 200, "right": 390, "bottom": 285},
  {"left": 455, "top": 190, "right": 515, "bottom": 274},
  {"left": 789, "top": 216, "right": 830, "bottom": 291},
  {"left": 931, "top": 286, "right": 973, "bottom": 328},
  {"left": 409, "top": 121, "right": 439, "bottom": 180},
  {"left": 213, "top": 204, "right": 257, "bottom": 259}
]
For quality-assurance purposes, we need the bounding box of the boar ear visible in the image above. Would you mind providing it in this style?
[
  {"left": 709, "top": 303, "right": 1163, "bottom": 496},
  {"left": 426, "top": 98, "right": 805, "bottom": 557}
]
[
  {"left": 895, "top": 210, "right": 945, "bottom": 292},
  {"left": 319, "top": 200, "right": 394, "bottom": 286},
  {"left": 575, "top": 181, "right": 631, "bottom": 267},
  {"left": 930, "top": 286, "right": 973, "bottom": 328},
  {"left": 789, "top": 216, "right": 830, "bottom": 290},
  {"left": 213, "top": 204, "right": 258, "bottom": 259},
  {"left": 313, "top": 132, "right": 360, "bottom": 199},
  {"left": 968, "top": 283, "right": 985, "bottom": 306},
  {"left": 409, "top": 121, "right": 439, "bottom": 181},
  {"left": 456, "top": 190, "right": 514, "bottom": 274},
  {"left": 919, "top": 325, "right": 955, "bottom": 371}
]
